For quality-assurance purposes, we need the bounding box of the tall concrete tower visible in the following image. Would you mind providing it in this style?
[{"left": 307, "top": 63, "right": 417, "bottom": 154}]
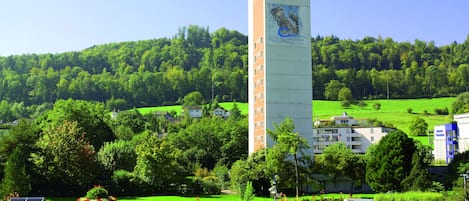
[{"left": 248, "top": 0, "right": 313, "bottom": 154}]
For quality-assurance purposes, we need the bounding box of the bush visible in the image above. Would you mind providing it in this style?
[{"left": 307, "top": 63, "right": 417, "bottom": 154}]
[
  {"left": 86, "top": 186, "right": 109, "bottom": 199},
  {"left": 202, "top": 177, "right": 221, "bottom": 195},
  {"left": 407, "top": 108, "right": 413, "bottom": 114},
  {"left": 434, "top": 107, "right": 449, "bottom": 115}
]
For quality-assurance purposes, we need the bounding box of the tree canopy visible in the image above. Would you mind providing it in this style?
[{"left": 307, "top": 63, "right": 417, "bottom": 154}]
[{"left": 365, "top": 130, "right": 416, "bottom": 192}]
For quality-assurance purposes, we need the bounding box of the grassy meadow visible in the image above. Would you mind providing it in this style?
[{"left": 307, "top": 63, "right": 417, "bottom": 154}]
[{"left": 136, "top": 97, "right": 455, "bottom": 144}]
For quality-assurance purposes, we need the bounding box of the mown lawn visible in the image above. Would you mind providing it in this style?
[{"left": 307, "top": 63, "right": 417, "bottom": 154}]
[{"left": 47, "top": 193, "right": 375, "bottom": 201}]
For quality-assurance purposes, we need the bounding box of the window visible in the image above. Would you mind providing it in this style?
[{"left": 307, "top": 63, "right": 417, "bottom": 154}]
[{"left": 371, "top": 136, "right": 374, "bottom": 142}]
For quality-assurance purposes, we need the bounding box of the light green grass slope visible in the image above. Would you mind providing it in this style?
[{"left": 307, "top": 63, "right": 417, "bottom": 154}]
[{"left": 133, "top": 97, "right": 455, "bottom": 146}]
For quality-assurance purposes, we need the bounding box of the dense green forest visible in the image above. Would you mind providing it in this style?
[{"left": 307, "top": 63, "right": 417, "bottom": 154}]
[{"left": 1, "top": 25, "right": 469, "bottom": 121}]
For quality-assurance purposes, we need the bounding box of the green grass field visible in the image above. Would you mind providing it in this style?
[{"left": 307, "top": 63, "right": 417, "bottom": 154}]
[
  {"left": 47, "top": 193, "right": 375, "bottom": 201},
  {"left": 133, "top": 97, "right": 456, "bottom": 147},
  {"left": 312, "top": 97, "right": 455, "bottom": 146},
  {"left": 135, "top": 102, "right": 249, "bottom": 116}
]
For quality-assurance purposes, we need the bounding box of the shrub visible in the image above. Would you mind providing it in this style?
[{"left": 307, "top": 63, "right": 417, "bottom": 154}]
[
  {"left": 434, "top": 107, "right": 449, "bottom": 115},
  {"left": 86, "top": 186, "right": 108, "bottom": 199},
  {"left": 112, "top": 170, "right": 140, "bottom": 196},
  {"left": 202, "top": 177, "right": 221, "bottom": 195},
  {"left": 407, "top": 108, "right": 413, "bottom": 114}
]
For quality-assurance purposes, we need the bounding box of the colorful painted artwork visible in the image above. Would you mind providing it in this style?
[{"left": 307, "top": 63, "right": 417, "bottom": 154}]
[
  {"left": 267, "top": 3, "right": 307, "bottom": 45},
  {"left": 270, "top": 4, "right": 300, "bottom": 37}
]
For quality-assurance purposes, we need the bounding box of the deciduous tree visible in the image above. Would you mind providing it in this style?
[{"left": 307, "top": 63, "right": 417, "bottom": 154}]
[
  {"left": 409, "top": 116, "right": 428, "bottom": 136},
  {"left": 267, "top": 117, "right": 311, "bottom": 199},
  {"left": 33, "top": 120, "right": 97, "bottom": 192}
]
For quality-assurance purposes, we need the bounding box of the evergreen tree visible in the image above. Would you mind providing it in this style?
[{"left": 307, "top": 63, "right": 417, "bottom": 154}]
[
  {"left": 365, "top": 130, "right": 415, "bottom": 192},
  {"left": 0, "top": 147, "right": 31, "bottom": 197}
]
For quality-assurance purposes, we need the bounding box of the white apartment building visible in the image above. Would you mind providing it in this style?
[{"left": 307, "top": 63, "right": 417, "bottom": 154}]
[
  {"left": 313, "top": 113, "right": 391, "bottom": 154},
  {"left": 455, "top": 113, "right": 469, "bottom": 152},
  {"left": 432, "top": 113, "right": 469, "bottom": 164}
]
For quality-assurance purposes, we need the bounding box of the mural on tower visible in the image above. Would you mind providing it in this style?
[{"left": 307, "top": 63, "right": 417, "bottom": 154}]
[{"left": 267, "top": 4, "right": 307, "bottom": 45}]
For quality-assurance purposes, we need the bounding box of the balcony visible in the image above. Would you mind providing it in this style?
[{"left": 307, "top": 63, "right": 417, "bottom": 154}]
[{"left": 347, "top": 141, "right": 362, "bottom": 145}]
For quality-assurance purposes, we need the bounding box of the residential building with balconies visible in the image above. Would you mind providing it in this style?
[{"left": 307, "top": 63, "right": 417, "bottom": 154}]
[{"left": 313, "top": 113, "right": 391, "bottom": 154}]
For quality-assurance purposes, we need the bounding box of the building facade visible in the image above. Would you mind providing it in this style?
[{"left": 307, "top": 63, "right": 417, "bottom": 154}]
[
  {"left": 433, "top": 123, "right": 458, "bottom": 164},
  {"left": 455, "top": 113, "right": 469, "bottom": 152},
  {"left": 433, "top": 113, "right": 469, "bottom": 164},
  {"left": 313, "top": 113, "right": 390, "bottom": 154},
  {"left": 248, "top": 0, "right": 313, "bottom": 154}
]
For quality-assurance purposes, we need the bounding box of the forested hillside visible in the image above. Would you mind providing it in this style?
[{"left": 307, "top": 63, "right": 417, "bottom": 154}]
[{"left": 1, "top": 25, "right": 469, "bottom": 121}]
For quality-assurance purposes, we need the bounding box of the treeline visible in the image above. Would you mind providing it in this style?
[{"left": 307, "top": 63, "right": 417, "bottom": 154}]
[
  {"left": 0, "top": 99, "right": 248, "bottom": 196},
  {"left": 312, "top": 35, "right": 469, "bottom": 99},
  {"left": 0, "top": 25, "right": 248, "bottom": 110},
  {"left": 1, "top": 25, "right": 469, "bottom": 111}
]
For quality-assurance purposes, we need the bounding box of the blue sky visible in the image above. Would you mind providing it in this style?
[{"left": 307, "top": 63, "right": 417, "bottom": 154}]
[{"left": 0, "top": 0, "right": 468, "bottom": 56}]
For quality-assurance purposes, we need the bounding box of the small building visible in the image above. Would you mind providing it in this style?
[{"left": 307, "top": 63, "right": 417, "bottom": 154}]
[
  {"left": 213, "top": 108, "right": 230, "bottom": 118},
  {"left": 184, "top": 105, "right": 203, "bottom": 118}
]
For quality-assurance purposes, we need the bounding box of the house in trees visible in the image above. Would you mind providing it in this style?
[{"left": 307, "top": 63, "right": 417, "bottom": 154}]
[
  {"left": 213, "top": 108, "right": 230, "bottom": 118},
  {"left": 183, "top": 105, "right": 203, "bottom": 118},
  {"left": 313, "top": 112, "right": 392, "bottom": 154}
]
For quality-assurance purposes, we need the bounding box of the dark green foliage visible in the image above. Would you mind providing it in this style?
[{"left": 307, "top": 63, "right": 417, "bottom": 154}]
[
  {"left": 401, "top": 151, "right": 432, "bottom": 191},
  {"left": 168, "top": 117, "right": 248, "bottom": 169},
  {"left": 106, "top": 98, "right": 129, "bottom": 111},
  {"left": 407, "top": 108, "right": 413, "bottom": 113},
  {"left": 0, "top": 30, "right": 468, "bottom": 113},
  {"left": 85, "top": 186, "right": 108, "bottom": 199},
  {"left": 110, "top": 109, "right": 146, "bottom": 135},
  {"left": 111, "top": 170, "right": 139, "bottom": 196},
  {"left": 434, "top": 107, "right": 449, "bottom": 115},
  {"left": 357, "top": 100, "right": 367, "bottom": 109},
  {"left": 324, "top": 80, "right": 346, "bottom": 100},
  {"left": 314, "top": 142, "right": 365, "bottom": 192},
  {"left": 447, "top": 151, "right": 469, "bottom": 189},
  {"left": 0, "top": 147, "right": 31, "bottom": 197},
  {"left": 182, "top": 91, "right": 205, "bottom": 107},
  {"left": 452, "top": 92, "right": 469, "bottom": 114},
  {"left": 366, "top": 130, "right": 416, "bottom": 192},
  {"left": 373, "top": 103, "right": 381, "bottom": 112}
]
